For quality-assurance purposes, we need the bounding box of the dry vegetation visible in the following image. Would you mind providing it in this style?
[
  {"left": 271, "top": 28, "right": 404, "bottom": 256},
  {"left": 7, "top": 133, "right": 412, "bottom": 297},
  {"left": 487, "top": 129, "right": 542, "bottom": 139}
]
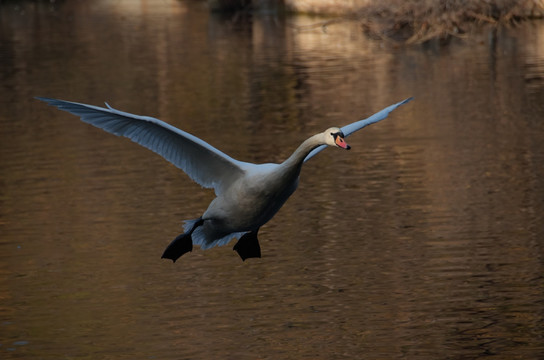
[
  {"left": 291, "top": 0, "right": 544, "bottom": 44},
  {"left": 357, "top": 0, "right": 544, "bottom": 43}
]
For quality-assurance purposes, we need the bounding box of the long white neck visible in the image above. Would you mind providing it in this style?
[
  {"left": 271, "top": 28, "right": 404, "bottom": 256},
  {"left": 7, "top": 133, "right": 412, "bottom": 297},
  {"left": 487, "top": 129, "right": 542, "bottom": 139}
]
[{"left": 281, "top": 133, "right": 325, "bottom": 170}]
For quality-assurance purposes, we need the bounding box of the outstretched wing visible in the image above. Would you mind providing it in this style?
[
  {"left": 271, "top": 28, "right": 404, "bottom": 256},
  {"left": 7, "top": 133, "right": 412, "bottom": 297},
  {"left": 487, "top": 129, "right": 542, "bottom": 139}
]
[
  {"left": 37, "top": 97, "right": 247, "bottom": 195},
  {"left": 304, "top": 97, "right": 413, "bottom": 162}
]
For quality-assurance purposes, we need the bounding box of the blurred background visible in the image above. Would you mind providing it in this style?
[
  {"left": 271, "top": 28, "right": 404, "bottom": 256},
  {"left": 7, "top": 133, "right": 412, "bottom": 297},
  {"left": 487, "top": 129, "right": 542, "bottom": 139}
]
[{"left": 1, "top": 0, "right": 544, "bottom": 359}]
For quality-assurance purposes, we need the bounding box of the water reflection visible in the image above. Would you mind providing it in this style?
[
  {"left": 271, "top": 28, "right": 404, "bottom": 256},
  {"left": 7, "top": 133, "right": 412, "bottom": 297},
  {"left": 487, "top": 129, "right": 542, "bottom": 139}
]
[{"left": 1, "top": 1, "right": 544, "bottom": 359}]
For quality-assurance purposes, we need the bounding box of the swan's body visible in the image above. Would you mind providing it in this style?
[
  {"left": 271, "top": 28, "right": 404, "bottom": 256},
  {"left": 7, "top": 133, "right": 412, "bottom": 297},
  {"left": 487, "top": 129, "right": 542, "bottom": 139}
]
[{"left": 37, "top": 96, "right": 412, "bottom": 262}]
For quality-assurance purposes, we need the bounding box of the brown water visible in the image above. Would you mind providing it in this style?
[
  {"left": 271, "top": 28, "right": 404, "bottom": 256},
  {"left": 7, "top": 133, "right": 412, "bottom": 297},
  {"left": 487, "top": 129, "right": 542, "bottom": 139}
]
[{"left": 1, "top": 1, "right": 544, "bottom": 359}]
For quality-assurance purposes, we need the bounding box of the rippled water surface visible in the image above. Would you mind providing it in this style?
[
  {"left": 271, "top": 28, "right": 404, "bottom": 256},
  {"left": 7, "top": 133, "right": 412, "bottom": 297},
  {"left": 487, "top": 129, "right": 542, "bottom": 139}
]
[{"left": 1, "top": 1, "right": 544, "bottom": 359}]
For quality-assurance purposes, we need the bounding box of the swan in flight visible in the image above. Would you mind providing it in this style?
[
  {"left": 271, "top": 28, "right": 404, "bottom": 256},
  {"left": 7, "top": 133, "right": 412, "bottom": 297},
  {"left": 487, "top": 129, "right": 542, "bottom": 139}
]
[{"left": 37, "top": 97, "right": 412, "bottom": 262}]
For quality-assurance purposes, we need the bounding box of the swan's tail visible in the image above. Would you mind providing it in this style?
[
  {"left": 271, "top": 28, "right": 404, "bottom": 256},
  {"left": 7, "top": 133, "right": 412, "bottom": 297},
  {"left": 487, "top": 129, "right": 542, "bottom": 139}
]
[
  {"left": 184, "top": 219, "right": 245, "bottom": 250},
  {"left": 162, "top": 219, "right": 247, "bottom": 262}
]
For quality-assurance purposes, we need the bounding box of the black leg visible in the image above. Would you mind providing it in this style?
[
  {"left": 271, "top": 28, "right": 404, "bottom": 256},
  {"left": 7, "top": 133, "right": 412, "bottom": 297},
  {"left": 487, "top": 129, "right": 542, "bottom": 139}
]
[
  {"left": 233, "top": 230, "right": 261, "bottom": 261},
  {"left": 161, "top": 218, "right": 204, "bottom": 263}
]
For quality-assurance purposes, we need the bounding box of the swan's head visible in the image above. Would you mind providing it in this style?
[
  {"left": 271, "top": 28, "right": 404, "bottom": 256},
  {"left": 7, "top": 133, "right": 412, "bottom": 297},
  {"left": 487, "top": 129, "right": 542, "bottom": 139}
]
[{"left": 325, "top": 127, "right": 351, "bottom": 150}]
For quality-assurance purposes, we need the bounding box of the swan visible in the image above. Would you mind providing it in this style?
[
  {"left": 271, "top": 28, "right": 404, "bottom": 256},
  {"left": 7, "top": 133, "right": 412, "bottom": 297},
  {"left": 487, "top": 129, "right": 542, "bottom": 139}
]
[{"left": 37, "top": 96, "right": 412, "bottom": 262}]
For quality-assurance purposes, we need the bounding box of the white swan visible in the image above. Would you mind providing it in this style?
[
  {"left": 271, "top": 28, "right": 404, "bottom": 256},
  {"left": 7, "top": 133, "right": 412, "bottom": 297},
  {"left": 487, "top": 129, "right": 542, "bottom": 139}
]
[{"left": 37, "top": 96, "right": 412, "bottom": 262}]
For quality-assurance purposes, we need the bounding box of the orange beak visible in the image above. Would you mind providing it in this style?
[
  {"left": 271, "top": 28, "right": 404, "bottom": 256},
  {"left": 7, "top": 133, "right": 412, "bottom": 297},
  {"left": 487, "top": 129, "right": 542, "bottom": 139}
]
[{"left": 335, "top": 136, "right": 351, "bottom": 150}]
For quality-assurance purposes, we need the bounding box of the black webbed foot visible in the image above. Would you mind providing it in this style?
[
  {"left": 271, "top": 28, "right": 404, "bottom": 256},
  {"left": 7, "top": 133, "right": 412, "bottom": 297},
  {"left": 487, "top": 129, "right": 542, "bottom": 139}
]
[
  {"left": 233, "top": 230, "right": 261, "bottom": 261},
  {"left": 161, "top": 218, "right": 204, "bottom": 263},
  {"left": 161, "top": 233, "right": 192, "bottom": 262}
]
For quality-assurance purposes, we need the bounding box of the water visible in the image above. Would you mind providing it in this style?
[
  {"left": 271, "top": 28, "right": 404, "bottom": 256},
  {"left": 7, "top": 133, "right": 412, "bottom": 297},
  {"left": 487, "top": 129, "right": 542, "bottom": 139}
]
[{"left": 1, "top": 1, "right": 544, "bottom": 359}]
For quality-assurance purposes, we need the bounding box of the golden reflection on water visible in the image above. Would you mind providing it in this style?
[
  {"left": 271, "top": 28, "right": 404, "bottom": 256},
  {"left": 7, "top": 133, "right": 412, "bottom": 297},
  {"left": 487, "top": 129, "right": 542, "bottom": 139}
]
[{"left": 1, "top": 1, "right": 544, "bottom": 359}]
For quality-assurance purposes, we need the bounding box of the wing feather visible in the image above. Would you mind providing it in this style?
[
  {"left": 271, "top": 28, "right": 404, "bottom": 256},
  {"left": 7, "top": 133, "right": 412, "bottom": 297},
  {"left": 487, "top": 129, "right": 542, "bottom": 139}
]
[
  {"left": 304, "top": 97, "right": 413, "bottom": 162},
  {"left": 37, "top": 97, "right": 246, "bottom": 195}
]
